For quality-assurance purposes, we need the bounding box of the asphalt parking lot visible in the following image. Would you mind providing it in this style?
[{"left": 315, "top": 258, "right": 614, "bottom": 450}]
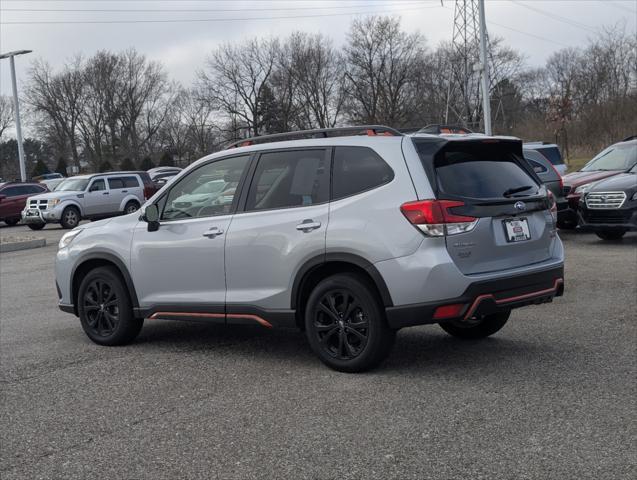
[{"left": 1, "top": 223, "right": 635, "bottom": 480}]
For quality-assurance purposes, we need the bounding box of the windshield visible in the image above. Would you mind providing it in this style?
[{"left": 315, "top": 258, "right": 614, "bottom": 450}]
[
  {"left": 55, "top": 178, "right": 90, "bottom": 191},
  {"left": 582, "top": 144, "right": 637, "bottom": 172}
]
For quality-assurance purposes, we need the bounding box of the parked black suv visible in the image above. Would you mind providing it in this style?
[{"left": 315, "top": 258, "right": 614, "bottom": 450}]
[{"left": 578, "top": 163, "right": 637, "bottom": 240}]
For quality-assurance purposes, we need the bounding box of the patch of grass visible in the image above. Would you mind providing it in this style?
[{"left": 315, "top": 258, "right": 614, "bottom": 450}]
[{"left": 566, "top": 157, "right": 590, "bottom": 173}]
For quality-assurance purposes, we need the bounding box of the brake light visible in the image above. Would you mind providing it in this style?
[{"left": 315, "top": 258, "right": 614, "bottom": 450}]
[
  {"left": 143, "top": 185, "right": 154, "bottom": 200},
  {"left": 400, "top": 200, "right": 478, "bottom": 237},
  {"left": 547, "top": 191, "right": 557, "bottom": 225},
  {"left": 433, "top": 303, "right": 466, "bottom": 320},
  {"left": 547, "top": 161, "right": 563, "bottom": 191}
]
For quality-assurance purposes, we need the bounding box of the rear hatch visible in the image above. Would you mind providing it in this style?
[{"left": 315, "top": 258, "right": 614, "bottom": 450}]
[{"left": 414, "top": 138, "right": 555, "bottom": 275}]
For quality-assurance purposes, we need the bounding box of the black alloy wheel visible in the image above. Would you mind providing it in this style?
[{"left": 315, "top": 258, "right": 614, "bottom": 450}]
[
  {"left": 305, "top": 273, "right": 395, "bottom": 373},
  {"left": 78, "top": 266, "right": 143, "bottom": 345},
  {"left": 314, "top": 289, "right": 369, "bottom": 361},
  {"left": 82, "top": 279, "right": 120, "bottom": 337}
]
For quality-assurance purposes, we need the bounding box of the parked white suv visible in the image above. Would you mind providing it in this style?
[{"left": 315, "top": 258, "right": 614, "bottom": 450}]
[
  {"left": 55, "top": 126, "right": 565, "bottom": 372},
  {"left": 22, "top": 171, "right": 155, "bottom": 230}
]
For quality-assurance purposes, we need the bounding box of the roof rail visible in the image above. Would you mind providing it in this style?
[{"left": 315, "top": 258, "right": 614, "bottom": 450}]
[
  {"left": 621, "top": 135, "right": 636, "bottom": 142},
  {"left": 418, "top": 124, "right": 473, "bottom": 135},
  {"left": 226, "top": 125, "right": 403, "bottom": 149}
]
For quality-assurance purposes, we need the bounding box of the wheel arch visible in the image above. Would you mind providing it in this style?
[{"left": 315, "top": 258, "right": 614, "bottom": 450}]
[
  {"left": 292, "top": 253, "right": 394, "bottom": 329},
  {"left": 71, "top": 252, "right": 140, "bottom": 316},
  {"left": 60, "top": 200, "right": 84, "bottom": 217},
  {"left": 119, "top": 195, "right": 142, "bottom": 212}
]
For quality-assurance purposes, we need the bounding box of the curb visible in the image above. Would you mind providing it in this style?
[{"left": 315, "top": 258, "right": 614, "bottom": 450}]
[{"left": 0, "top": 238, "right": 47, "bottom": 253}]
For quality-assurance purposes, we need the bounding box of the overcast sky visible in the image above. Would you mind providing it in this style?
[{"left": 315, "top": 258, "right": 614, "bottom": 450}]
[{"left": 1, "top": 0, "right": 635, "bottom": 97}]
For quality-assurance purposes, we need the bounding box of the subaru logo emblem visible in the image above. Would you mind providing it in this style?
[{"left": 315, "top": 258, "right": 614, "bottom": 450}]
[{"left": 514, "top": 201, "right": 526, "bottom": 211}]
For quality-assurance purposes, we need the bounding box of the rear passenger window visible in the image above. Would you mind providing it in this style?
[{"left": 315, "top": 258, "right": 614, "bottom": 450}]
[
  {"left": 246, "top": 149, "right": 329, "bottom": 211},
  {"left": 108, "top": 178, "right": 125, "bottom": 189},
  {"left": 122, "top": 176, "right": 139, "bottom": 188},
  {"left": 527, "top": 159, "right": 547, "bottom": 174},
  {"left": 332, "top": 147, "right": 394, "bottom": 200}
]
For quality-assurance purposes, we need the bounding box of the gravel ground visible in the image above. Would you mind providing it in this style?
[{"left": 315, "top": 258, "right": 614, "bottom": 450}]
[{"left": 1, "top": 223, "right": 635, "bottom": 480}]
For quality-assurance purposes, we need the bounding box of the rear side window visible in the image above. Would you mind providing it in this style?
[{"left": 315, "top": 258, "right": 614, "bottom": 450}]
[
  {"left": 527, "top": 159, "right": 547, "bottom": 174},
  {"left": 108, "top": 178, "right": 125, "bottom": 189},
  {"left": 435, "top": 144, "right": 538, "bottom": 199},
  {"left": 2, "top": 186, "right": 23, "bottom": 196},
  {"left": 536, "top": 146, "right": 564, "bottom": 165},
  {"left": 246, "top": 149, "right": 329, "bottom": 211},
  {"left": 122, "top": 176, "right": 140, "bottom": 188},
  {"left": 332, "top": 146, "right": 394, "bottom": 200}
]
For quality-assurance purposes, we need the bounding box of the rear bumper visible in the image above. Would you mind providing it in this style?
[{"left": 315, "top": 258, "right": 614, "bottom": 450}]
[{"left": 385, "top": 265, "right": 564, "bottom": 329}]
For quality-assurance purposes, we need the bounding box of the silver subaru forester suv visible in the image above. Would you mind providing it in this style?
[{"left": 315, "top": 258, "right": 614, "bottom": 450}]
[{"left": 55, "top": 126, "right": 564, "bottom": 372}]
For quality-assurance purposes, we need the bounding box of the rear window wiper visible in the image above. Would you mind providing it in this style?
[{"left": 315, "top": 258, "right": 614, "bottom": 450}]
[{"left": 503, "top": 185, "right": 534, "bottom": 197}]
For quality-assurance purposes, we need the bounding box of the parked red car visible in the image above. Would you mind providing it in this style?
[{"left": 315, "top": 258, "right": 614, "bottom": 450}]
[{"left": 0, "top": 182, "right": 48, "bottom": 226}]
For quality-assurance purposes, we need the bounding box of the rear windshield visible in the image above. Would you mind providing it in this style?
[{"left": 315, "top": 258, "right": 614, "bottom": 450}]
[
  {"left": 433, "top": 143, "right": 539, "bottom": 199},
  {"left": 535, "top": 146, "right": 563, "bottom": 165}
]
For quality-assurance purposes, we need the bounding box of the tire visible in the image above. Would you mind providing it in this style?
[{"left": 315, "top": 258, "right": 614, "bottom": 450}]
[
  {"left": 557, "top": 221, "right": 576, "bottom": 230},
  {"left": 304, "top": 273, "right": 395, "bottom": 373},
  {"left": 77, "top": 266, "right": 143, "bottom": 346},
  {"left": 439, "top": 310, "right": 510, "bottom": 339},
  {"left": 60, "top": 206, "right": 80, "bottom": 229},
  {"left": 4, "top": 217, "right": 20, "bottom": 226},
  {"left": 124, "top": 200, "right": 140, "bottom": 215},
  {"left": 27, "top": 223, "right": 45, "bottom": 230},
  {"left": 595, "top": 229, "right": 627, "bottom": 241}
]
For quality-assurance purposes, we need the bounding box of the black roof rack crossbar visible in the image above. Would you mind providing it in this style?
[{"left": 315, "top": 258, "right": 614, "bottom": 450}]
[
  {"left": 226, "top": 125, "right": 403, "bottom": 149},
  {"left": 622, "top": 135, "right": 636, "bottom": 142},
  {"left": 418, "top": 124, "right": 474, "bottom": 135}
]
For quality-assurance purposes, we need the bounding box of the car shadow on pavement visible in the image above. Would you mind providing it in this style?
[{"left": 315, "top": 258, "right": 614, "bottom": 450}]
[{"left": 132, "top": 319, "right": 559, "bottom": 375}]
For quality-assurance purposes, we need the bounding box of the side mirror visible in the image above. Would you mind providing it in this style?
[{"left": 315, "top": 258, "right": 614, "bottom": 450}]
[{"left": 144, "top": 203, "right": 160, "bottom": 232}]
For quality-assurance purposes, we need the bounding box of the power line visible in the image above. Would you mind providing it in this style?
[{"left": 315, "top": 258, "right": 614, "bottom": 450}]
[
  {"left": 511, "top": 1, "right": 598, "bottom": 34},
  {"left": 487, "top": 20, "right": 571, "bottom": 48},
  {"left": 0, "top": 0, "right": 425, "bottom": 12},
  {"left": 0, "top": 4, "right": 442, "bottom": 25},
  {"left": 603, "top": 1, "right": 637, "bottom": 15}
]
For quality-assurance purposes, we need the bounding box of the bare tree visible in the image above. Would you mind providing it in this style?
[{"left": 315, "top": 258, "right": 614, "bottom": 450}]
[
  {"left": 26, "top": 57, "right": 85, "bottom": 168},
  {"left": 287, "top": 32, "right": 346, "bottom": 128},
  {"left": 0, "top": 95, "right": 14, "bottom": 139},
  {"left": 344, "top": 16, "right": 426, "bottom": 126},
  {"left": 199, "top": 38, "right": 279, "bottom": 137}
]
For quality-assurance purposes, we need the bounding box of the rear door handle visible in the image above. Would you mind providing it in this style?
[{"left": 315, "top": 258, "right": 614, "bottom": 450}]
[
  {"left": 102, "top": 192, "right": 109, "bottom": 195},
  {"left": 296, "top": 219, "right": 321, "bottom": 232},
  {"left": 203, "top": 227, "right": 224, "bottom": 238},
  {"left": 122, "top": 190, "right": 128, "bottom": 193}
]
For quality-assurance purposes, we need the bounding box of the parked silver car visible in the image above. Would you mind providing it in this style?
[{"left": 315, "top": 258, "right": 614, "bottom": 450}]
[
  {"left": 55, "top": 126, "right": 565, "bottom": 372},
  {"left": 22, "top": 171, "right": 155, "bottom": 230}
]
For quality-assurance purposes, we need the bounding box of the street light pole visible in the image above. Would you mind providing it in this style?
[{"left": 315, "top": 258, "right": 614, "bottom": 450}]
[
  {"left": 477, "top": 0, "right": 492, "bottom": 135},
  {"left": 1, "top": 50, "right": 32, "bottom": 182}
]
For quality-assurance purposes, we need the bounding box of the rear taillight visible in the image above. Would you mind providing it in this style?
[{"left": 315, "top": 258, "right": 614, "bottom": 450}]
[
  {"left": 547, "top": 191, "right": 557, "bottom": 225},
  {"left": 400, "top": 200, "right": 478, "bottom": 237},
  {"left": 143, "top": 185, "right": 153, "bottom": 200},
  {"left": 547, "top": 162, "right": 563, "bottom": 191}
]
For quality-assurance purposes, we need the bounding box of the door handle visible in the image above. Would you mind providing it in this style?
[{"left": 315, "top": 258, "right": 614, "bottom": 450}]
[
  {"left": 203, "top": 227, "right": 224, "bottom": 238},
  {"left": 296, "top": 219, "right": 321, "bottom": 232},
  {"left": 122, "top": 190, "right": 128, "bottom": 193},
  {"left": 102, "top": 192, "right": 109, "bottom": 195}
]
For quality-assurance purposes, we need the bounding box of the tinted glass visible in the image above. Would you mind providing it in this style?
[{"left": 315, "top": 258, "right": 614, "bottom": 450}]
[
  {"left": 162, "top": 155, "right": 249, "bottom": 220},
  {"left": 536, "top": 146, "right": 563, "bottom": 165},
  {"left": 89, "top": 179, "right": 106, "bottom": 191},
  {"left": 108, "top": 178, "right": 125, "bottom": 189},
  {"left": 23, "top": 185, "right": 44, "bottom": 194},
  {"left": 332, "top": 146, "right": 394, "bottom": 200},
  {"left": 582, "top": 144, "right": 637, "bottom": 172},
  {"left": 122, "top": 176, "right": 140, "bottom": 188},
  {"left": 2, "top": 186, "right": 23, "bottom": 197},
  {"left": 526, "top": 159, "right": 547, "bottom": 174},
  {"left": 246, "top": 149, "right": 329, "bottom": 211},
  {"left": 435, "top": 145, "right": 538, "bottom": 199}
]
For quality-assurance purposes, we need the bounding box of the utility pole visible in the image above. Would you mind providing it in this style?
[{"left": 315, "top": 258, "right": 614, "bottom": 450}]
[
  {"left": 0, "top": 50, "right": 32, "bottom": 182},
  {"left": 477, "top": 0, "right": 492, "bottom": 135}
]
